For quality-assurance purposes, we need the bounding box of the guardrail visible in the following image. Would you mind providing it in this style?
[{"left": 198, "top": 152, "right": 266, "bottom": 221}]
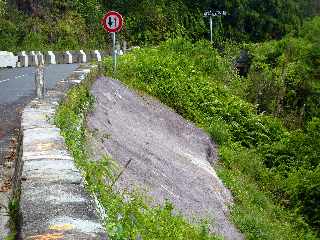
[{"left": 0, "top": 50, "right": 110, "bottom": 68}]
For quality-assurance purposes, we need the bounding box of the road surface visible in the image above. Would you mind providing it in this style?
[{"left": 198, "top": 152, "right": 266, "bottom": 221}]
[
  {"left": 0, "top": 64, "right": 78, "bottom": 104},
  {"left": 0, "top": 64, "right": 78, "bottom": 238},
  {"left": 0, "top": 64, "right": 79, "bottom": 161}
]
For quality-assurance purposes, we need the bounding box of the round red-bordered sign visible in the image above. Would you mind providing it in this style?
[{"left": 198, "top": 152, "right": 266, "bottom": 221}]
[{"left": 101, "top": 11, "right": 123, "bottom": 33}]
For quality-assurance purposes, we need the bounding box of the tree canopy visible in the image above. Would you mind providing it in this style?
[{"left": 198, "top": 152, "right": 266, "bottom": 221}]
[{"left": 1, "top": 0, "right": 319, "bottom": 51}]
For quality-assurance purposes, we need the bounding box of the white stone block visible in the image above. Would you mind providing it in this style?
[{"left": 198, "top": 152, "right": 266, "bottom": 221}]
[
  {"left": 37, "top": 51, "right": 45, "bottom": 65},
  {"left": 92, "top": 50, "right": 102, "bottom": 62},
  {"left": 29, "top": 51, "right": 39, "bottom": 66},
  {"left": 122, "top": 41, "right": 127, "bottom": 53},
  {"left": 19, "top": 51, "right": 29, "bottom": 67},
  {"left": 0, "top": 51, "right": 18, "bottom": 68},
  {"left": 46, "top": 51, "right": 56, "bottom": 64},
  {"left": 64, "top": 51, "right": 73, "bottom": 64},
  {"left": 79, "top": 50, "right": 87, "bottom": 63}
]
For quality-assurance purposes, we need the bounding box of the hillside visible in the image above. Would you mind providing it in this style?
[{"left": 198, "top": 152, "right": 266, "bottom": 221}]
[
  {"left": 1, "top": 0, "right": 320, "bottom": 239},
  {"left": 1, "top": 0, "right": 319, "bottom": 51},
  {"left": 102, "top": 17, "right": 320, "bottom": 238}
]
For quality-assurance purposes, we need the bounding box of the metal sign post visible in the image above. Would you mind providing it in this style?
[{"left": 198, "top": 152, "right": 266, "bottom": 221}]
[
  {"left": 101, "top": 11, "right": 124, "bottom": 74},
  {"left": 112, "top": 32, "right": 117, "bottom": 72},
  {"left": 209, "top": 16, "right": 213, "bottom": 43},
  {"left": 204, "top": 10, "right": 227, "bottom": 44}
]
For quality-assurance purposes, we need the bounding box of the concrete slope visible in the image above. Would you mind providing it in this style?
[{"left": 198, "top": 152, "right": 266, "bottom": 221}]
[
  {"left": 87, "top": 77, "right": 244, "bottom": 240},
  {"left": 17, "top": 66, "right": 107, "bottom": 239}
]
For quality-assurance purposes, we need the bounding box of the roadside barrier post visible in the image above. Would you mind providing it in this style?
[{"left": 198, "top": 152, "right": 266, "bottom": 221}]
[
  {"left": 35, "top": 64, "right": 45, "bottom": 98},
  {"left": 93, "top": 50, "right": 102, "bottom": 62},
  {"left": 123, "top": 41, "right": 127, "bottom": 53}
]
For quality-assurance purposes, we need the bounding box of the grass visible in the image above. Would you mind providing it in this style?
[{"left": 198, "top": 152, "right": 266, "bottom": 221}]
[
  {"left": 217, "top": 146, "right": 315, "bottom": 240},
  {"left": 54, "top": 69, "right": 222, "bottom": 240},
  {"left": 4, "top": 198, "right": 19, "bottom": 240}
]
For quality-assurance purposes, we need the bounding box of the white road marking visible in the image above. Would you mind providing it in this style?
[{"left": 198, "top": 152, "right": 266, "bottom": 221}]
[
  {"left": 15, "top": 74, "right": 25, "bottom": 79},
  {"left": 0, "top": 79, "right": 10, "bottom": 83}
]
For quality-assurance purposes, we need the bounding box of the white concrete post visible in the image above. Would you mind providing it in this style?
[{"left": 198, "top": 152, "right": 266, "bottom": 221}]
[
  {"left": 37, "top": 51, "right": 45, "bottom": 65},
  {"left": 29, "top": 51, "right": 39, "bottom": 66},
  {"left": 35, "top": 64, "right": 45, "bottom": 98},
  {"left": 47, "top": 51, "right": 56, "bottom": 64},
  {"left": 116, "top": 43, "right": 123, "bottom": 56},
  {"left": 19, "top": 51, "right": 28, "bottom": 67},
  {"left": 123, "top": 41, "right": 127, "bottom": 53},
  {"left": 93, "top": 50, "right": 102, "bottom": 62},
  {"left": 64, "top": 51, "right": 73, "bottom": 64},
  {"left": 79, "top": 50, "right": 87, "bottom": 63}
]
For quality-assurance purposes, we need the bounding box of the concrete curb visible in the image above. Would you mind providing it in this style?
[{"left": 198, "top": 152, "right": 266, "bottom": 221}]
[{"left": 16, "top": 64, "right": 107, "bottom": 239}]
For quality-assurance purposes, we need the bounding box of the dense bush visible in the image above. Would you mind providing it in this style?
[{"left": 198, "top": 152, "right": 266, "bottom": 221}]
[
  {"left": 0, "top": 0, "right": 5, "bottom": 16},
  {"left": 0, "top": 1, "right": 107, "bottom": 51},
  {"left": 246, "top": 17, "right": 320, "bottom": 128},
  {"left": 97, "top": 0, "right": 319, "bottom": 44},
  {"left": 104, "top": 37, "right": 319, "bottom": 238},
  {"left": 260, "top": 117, "right": 320, "bottom": 232},
  {"left": 1, "top": 0, "right": 319, "bottom": 51},
  {"left": 243, "top": 20, "right": 320, "bottom": 228}
]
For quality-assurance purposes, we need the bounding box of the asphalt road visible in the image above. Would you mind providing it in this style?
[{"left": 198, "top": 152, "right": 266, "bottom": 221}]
[
  {"left": 0, "top": 64, "right": 78, "bottom": 104},
  {"left": 0, "top": 64, "right": 79, "bottom": 158}
]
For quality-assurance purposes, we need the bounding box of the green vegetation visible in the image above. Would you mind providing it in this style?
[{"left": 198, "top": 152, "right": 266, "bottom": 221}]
[
  {"left": 246, "top": 16, "right": 320, "bottom": 128},
  {"left": 102, "top": 17, "right": 320, "bottom": 238},
  {"left": 0, "top": 5, "right": 105, "bottom": 52},
  {"left": 1, "top": 0, "right": 319, "bottom": 51},
  {"left": 4, "top": 0, "right": 317, "bottom": 238},
  {"left": 4, "top": 198, "right": 19, "bottom": 240},
  {"left": 55, "top": 71, "right": 222, "bottom": 240}
]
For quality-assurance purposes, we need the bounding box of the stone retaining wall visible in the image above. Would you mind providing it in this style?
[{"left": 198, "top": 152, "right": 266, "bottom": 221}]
[{"left": 14, "top": 64, "right": 107, "bottom": 239}]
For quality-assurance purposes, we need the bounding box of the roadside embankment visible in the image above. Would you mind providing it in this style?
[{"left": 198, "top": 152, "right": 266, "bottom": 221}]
[
  {"left": 86, "top": 76, "right": 244, "bottom": 240},
  {"left": 101, "top": 38, "right": 318, "bottom": 239},
  {"left": 14, "top": 64, "right": 106, "bottom": 239}
]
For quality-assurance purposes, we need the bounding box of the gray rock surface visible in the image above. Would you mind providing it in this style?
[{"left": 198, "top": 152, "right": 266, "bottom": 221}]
[
  {"left": 87, "top": 77, "right": 244, "bottom": 240},
  {"left": 18, "top": 66, "right": 107, "bottom": 239}
]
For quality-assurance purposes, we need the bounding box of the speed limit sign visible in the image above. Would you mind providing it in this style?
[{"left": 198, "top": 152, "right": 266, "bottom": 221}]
[{"left": 101, "top": 11, "right": 123, "bottom": 33}]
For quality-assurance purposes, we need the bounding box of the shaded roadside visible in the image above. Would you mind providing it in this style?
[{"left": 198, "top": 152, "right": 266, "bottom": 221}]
[{"left": 0, "top": 96, "right": 32, "bottom": 239}]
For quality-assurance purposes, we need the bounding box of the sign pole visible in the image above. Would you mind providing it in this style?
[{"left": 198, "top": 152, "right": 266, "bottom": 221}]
[
  {"left": 112, "top": 32, "right": 117, "bottom": 73},
  {"left": 101, "top": 10, "right": 123, "bottom": 73},
  {"left": 209, "top": 16, "right": 213, "bottom": 44},
  {"left": 204, "top": 10, "right": 227, "bottom": 44}
]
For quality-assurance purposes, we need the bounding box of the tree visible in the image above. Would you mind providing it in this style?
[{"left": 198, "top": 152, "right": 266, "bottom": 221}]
[{"left": 0, "top": 0, "right": 6, "bottom": 17}]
